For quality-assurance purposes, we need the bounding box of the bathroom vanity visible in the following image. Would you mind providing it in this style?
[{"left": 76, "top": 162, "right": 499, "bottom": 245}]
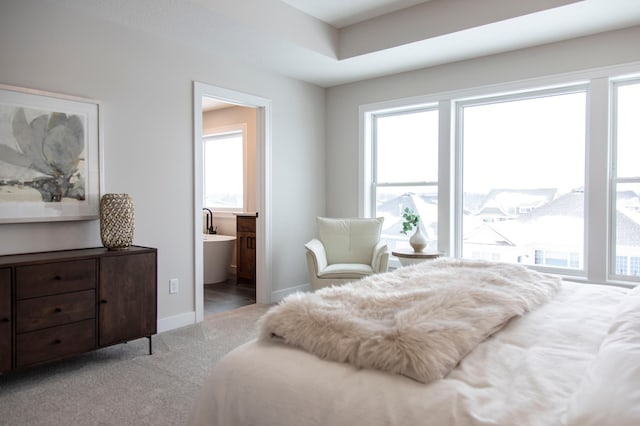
[
  {"left": 0, "top": 245, "right": 157, "bottom": 374},
  {"left": 236, "top": 213, "right": 257, "bottom": 285}
]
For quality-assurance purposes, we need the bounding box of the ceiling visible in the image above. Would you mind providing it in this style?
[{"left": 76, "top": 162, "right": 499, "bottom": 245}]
[
  {"left": 279, "top": 0, "right": 432, "bottom": 28},
  {"left": 52, "top": 0, "right": 640, "bottom": 88}
]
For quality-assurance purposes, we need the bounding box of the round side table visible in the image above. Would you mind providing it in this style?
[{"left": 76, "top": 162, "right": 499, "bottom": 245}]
[{"left": 391, "top": 249, "right": 443, "bottom": 266}]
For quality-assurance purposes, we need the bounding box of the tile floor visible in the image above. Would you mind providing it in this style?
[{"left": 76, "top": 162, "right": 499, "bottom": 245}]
[{"left": 203, "top": 274, "right": 256, "bottom": 316}]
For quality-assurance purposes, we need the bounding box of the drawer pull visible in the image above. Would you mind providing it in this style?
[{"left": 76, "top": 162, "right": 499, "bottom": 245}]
[
  {"left": 53, "top": 339, "right": 62, "bottom": 344},
  {"left": 100, "top": 300, "right": 108, "bottom": 304},
  {"left": 53, "top": 275, "right": 62, "bottom": 281},
  {"left": 1, "top": 317, "right": 9, "bottom": 323},
  {"left": 54, "top": 307, "right": 62, "bottom": 313}
]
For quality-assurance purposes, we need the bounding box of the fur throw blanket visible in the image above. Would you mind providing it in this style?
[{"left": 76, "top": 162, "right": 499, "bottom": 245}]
[{"left": 259, "top": 258, "right": 561, "bottom": 384}]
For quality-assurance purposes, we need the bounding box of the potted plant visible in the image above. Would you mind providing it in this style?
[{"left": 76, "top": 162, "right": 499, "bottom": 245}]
[
  {"left": 401, "top": 207, "right": 427, "bottom": 252},
  {"left": 401, "top": 207, "right": 419, "bottom": 234}
]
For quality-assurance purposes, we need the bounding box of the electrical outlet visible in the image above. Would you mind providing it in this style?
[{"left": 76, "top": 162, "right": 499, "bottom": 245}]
[{"left": 169, "top": 278, "right": 179, "bottom": 294}]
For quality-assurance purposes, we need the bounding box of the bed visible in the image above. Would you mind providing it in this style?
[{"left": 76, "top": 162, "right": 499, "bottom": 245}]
[{"left": 189, "top": 258, "right": 640, "bottom": 426}]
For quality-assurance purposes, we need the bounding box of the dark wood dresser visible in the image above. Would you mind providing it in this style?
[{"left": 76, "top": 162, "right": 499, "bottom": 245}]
[{"left": 0, "top": 245, "right": 157, "bottom": 374}]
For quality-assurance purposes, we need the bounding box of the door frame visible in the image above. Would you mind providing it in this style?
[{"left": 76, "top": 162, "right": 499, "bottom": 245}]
[{"left": 193, "top": 81, "right": 272, "bottom": 322}]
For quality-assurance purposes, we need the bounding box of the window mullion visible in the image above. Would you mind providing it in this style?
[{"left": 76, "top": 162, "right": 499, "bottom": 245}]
[
  {"left": 370, "top": 115, "right": 379, "bottom": 217},
  {"left": 586, "top": 77, "right": 610, "bottom": 282},
  {"left": 438, "top": 100, "right": 453, "bottom": 257}
]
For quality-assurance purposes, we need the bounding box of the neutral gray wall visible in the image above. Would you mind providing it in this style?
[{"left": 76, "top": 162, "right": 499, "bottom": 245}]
[
  {"left": 326, "top": 25, "right": 640, "bottom": 217},
  {"left": 0, "top": 0, "right": 326, "bottom": 324},
  {"left": 3, "top": 0, "right": 639, "bottom": 327}
]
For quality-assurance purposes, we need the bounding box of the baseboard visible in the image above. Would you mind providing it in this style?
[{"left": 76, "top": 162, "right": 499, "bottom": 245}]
[
  {"left": 271, "top": 283, "right": 310, "bottom": 302},
  {"left": 157, "top": 311, "right": 196, "bottom": 333},
  {"left": 158, "top": 283, "right": 310, "bottom": 331}
]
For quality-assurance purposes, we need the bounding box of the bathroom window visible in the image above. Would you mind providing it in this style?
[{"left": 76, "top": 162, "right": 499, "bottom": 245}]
[{"left": 203, "top": 128, "right": 245, "bottom": 211}]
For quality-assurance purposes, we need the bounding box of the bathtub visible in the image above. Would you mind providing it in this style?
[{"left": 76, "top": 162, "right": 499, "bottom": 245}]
[{"left": 203, "top": 234, "right": 236, "bottom": 284}]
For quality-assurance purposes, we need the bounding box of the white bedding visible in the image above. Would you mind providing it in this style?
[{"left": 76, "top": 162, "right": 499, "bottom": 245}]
[
  {"left": 190, "top": 282, "right": 631, "bottom": 426},
  {"left": 259, "top": 258, "right": 560, "bottom": 384}
]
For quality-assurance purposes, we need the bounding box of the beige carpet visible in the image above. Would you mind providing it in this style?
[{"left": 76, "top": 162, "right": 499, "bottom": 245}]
[{"left": 0, "top": 303, "right": 271, "bottom": 426}]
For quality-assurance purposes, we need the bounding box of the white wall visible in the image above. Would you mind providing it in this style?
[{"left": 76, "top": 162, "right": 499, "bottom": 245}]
[
  {"left": 0, "top": 0, "right": 325, "bottom": 325},
  {"left": 326, "top": 26, "right": 640, "bottom": 217}
]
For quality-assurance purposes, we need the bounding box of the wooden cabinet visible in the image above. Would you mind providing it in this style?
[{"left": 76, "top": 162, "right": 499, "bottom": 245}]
[
  {"left": 0, "top": 246, "right": 156, "bottom": 373},
  {"left": 0, "top": 268, "right": 11, "bottom": 373},
  {"left": 236, "top": 214, "right": 257, "bottom": 285},
  {"left": 98, "top": 252, "right": 156, "bottom": 347}
]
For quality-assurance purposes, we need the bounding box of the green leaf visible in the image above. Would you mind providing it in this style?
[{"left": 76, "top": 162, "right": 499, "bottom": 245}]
[{"left": 400, "top": 207, "right": 421, "bottom": 234}]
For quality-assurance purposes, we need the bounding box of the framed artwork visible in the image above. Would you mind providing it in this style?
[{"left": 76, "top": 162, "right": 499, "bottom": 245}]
[{"left": 0, "top": 84, "right": 102, "bottom": 223}]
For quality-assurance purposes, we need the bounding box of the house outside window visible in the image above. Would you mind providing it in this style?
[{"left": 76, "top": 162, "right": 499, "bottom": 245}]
[
  {"left": 534, "top": 250, "right": 543, "bottom": 265},
  {"left": 616, "top": 256, "right": 628, "bottom": 275},
  {"left": 630, "top": 257, "right": 640, "bottom": 276},
  {"left": 368, "top": 107, "right": 439, "bottom": 253}
]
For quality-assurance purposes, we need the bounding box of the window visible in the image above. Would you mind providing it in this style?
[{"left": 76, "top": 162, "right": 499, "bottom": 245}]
[
  {"left": 369, "top": 107, "right": 439, "bottom": 252},
  {"left": 616, "top": 256, "right": 628, "bottom": 275},
  {"left": 612, "top": 80, "right": 640, "bottom": 278},
  {"left": 458, "top": 88, "right": 587, "bottom": 271},
  {"left": 203, "top": 129, "right": 244, "bottom": 211},
  {"left": 630, "top": 257, "right": 640, "bottom": 276},
  {"left": 360, "top": 66, "right": 640, "bottom": 285},
  {"left": 534, "top": 250, "right": 580, "bottom": 268},
  {"left": 534, "top": 250, "right": 543, "bottom": 265}
]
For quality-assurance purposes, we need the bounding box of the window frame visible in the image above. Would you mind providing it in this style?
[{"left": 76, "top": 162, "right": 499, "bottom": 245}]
[
  {"left": 454, "top": 84, "right": 589, "bottom": 277},
  {"left": 202, "top": 124, "right": 247, "bottom": 213},
  {"left": 358, "top": 62, "right": 640, "bottom": 287},
  {"left": 609, "top": 77, "right": 640, "bottom": 282},
  {"left": 370, "top": 105, "right": 440, "bottom": 217},
  {"left": 361, "top": 102, "right": 440, "bottom": 266}
]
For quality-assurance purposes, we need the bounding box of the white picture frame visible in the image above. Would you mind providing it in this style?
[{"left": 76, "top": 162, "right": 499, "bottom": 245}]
[{"left": 0, "top": 84, "right": 101, "bottom": 223}]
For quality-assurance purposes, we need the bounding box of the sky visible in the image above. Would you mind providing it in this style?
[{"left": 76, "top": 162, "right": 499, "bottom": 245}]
[{"left": 376, "top": 84, "right": 640, "bottom": 196}]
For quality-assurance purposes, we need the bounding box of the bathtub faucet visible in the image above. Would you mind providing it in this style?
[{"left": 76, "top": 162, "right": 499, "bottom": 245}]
[{"left": 203, "top": 208, "right": 215, "bottom": 234}]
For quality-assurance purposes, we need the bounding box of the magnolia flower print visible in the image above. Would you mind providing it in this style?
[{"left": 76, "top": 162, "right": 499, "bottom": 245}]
[{"left": 0, "top": 107, "right": 86, "bottom": 202}]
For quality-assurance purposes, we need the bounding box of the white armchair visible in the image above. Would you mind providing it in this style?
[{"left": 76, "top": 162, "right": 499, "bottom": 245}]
[{"left": 305, "top": 217, "right": 389, "bottom": 291}]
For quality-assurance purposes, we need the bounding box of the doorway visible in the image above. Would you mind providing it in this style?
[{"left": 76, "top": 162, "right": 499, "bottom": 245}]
[{"left": 193, "top": 82, "right": 272, "bottom": 323}]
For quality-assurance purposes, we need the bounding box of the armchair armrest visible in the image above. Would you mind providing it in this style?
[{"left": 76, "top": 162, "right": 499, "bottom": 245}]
[
  {"left": 371, "top": 241, "right": 389, "bottom": 273},
  {"left": 305, "top": 238, "right": 328, "bottom": 274}
]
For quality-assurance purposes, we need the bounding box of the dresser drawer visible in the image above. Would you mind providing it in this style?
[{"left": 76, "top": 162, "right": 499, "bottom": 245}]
[
  {"left": 16, "top": 319, "right": 95, "bottom": 368},
  {"left": 16, "top": 259, "right": 96, "bottom": 299},
  {"left": 16, "top": 290, "right": 95, "bottom": 333},
  {"left": 0, "top": 268, "right": 11, "bottom": 373}
]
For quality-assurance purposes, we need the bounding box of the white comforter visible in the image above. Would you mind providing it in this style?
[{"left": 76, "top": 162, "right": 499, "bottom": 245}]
[
  {"left": 259, "top": 258, "right": 560, "bottom": 384},
  {"left": 190, "top": 282, "right": 632, "bottom": 426}
]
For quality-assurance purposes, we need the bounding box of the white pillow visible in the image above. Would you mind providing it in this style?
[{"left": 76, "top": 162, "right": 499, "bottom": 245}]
[
  {"left": 317, "top": 217, "right": 383, "bottom": 265},
  {"left": 564, "top": 285, "right": 640, "bottom": 426}
]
